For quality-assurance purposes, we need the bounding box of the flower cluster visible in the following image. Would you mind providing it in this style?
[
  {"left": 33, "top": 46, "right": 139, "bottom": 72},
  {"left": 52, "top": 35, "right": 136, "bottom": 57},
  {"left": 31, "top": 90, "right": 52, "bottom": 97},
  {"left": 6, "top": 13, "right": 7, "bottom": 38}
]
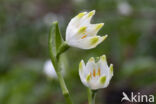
[
  {"left": 48, "top": 10, "right": 114, "bottom": 103},
  {"left": 65, "top": 10, "right": 114, "bottom": 90}
]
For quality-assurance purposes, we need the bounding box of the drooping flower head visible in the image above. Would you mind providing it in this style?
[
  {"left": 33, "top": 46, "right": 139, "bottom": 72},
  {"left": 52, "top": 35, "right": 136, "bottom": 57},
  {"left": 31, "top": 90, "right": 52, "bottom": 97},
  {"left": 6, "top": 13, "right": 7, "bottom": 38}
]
[
  {"left": 79, "top": 55, "right": 113, "bottom": 90},
  {"left": 66, "top": 10, "right": 108, "bottom": 49}
]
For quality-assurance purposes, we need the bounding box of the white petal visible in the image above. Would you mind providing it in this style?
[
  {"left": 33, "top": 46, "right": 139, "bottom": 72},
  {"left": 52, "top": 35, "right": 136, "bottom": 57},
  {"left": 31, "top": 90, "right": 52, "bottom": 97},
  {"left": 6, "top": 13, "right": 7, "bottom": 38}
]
[
  {"left": 66, "top": 12, "right": 87, "bottom": 41},
  {"left": 80, "top": 10, "right": 96, "bottom": 26},
  {"left": 88, "top": 77, "right": 104, "bottom": 90},
  {"left": 67, "top": 35, "right": 107, "bottom": 49},
  {"left": 69, "top": 23, "right": 104, "bottom": 41},
  {"left": 97, "top": 55, "right": 109, "bottom": 76},
  {"left": 79, "top": 60, "right": 86, "bottom": 77},
  {"left": 85, "top": 57, "right": 101, "bottom": 89},
  {"left": 88, "top": 81, "right": 101, "bottom": 90},
  {"left": 69, "top": 26, "right": 88, "bottom": 41},
  {"left": 86, "top": 23, "right": 104, "bottom": 37},
  {"left": 79, "top": 60, "right": 85, "bottom": 70},
  {"left": 79, "top": 60, "right": 89, "bottom": 87},
  {"left": 109, "top": 64, "right": 114, "bottom": 79},
  {"left": 66, "top": 10, "right": 96, "bottom": 41},
  {"left": 103, "top": 64, "right": 113, "bottom": 88},
  {"left": 97, "top": 55, "right": 113, "bottom": 88},
  {"left": 86, "top": 57, "right": 95, "bottom": 75}
]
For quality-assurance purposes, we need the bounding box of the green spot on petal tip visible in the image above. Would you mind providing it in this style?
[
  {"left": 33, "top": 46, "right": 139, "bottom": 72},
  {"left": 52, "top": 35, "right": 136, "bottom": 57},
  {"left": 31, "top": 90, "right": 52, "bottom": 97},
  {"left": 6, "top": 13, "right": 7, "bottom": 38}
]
[
  {"left": 101, "top": 55, "right": 106, "bottom": 61},
  {"left": 79, "top": 61, "right": 83, "bottom": 70},
  {"left": 90, "top": 37, "right": 99, "bottom": 45},
  {"left": 96, "top": 23, "right": 104, "bottom": 30},
  {"left": 100, "top": 76, "right": 106, "bottom": 84},
  {"left": 77, "top": 12, "right": 85, "bottom": 18},
  {"left": 89, "top": 57, "right": 94, "bottom": 62},
  {"left": 110, "top": 64, "right": 113, "bottom": 74},
  {"left": 88, "top": 10, "right": 95, "bottom": 17}
]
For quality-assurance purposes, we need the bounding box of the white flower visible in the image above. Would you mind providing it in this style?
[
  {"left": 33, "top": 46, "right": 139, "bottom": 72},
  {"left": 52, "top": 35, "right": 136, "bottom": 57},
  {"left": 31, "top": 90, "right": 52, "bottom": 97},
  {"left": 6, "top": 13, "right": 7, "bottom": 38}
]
[
  {"left": 43, "top": 60, "right": 65, "bottom": 79},
  {"left": 66, "top": 10, "right": 108, "bottom": 49},
  {"left": 79, "top": 55, "right": 113, "bottom": 90},
  {"left": 43, "top": 60, "right": 57, "bottom": 79},
  {"left": 117, "top": 2, "right": 132, "bottom": 16}
]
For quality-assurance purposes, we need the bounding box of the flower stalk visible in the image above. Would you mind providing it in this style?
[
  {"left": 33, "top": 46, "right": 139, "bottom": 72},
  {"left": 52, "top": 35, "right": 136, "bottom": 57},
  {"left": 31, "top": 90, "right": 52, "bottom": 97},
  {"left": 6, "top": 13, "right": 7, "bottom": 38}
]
[
  {"left": 57, "top": 42, "right": 70, "bottom": 60},
  {"left": 88, "top": 88, "right": 97, "bottom": 104}
]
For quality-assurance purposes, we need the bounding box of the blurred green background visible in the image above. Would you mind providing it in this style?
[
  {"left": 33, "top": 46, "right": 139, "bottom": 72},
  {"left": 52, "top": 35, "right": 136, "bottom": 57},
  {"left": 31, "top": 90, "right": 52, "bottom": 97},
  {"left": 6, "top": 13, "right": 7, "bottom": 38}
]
[{"left": 0, "top": 0, "right": 156, "bottom": 104}]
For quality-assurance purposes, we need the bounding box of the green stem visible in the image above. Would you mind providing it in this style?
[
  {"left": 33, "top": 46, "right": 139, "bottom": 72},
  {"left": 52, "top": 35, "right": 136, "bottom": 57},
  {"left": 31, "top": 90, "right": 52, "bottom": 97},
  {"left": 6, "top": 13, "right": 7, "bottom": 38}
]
[
  {"left": 56, "top": 42, "right": 70, "bottom": 60},
  {"left": 49, "top": 47, "right": 73, "bottom": 104},
  {"left": 55, "top": 69, "right": 73, "bottom": 104},
  {"left": 92, "top": 90, "right": 96, "bottom": 104},
  {"left": 88, "top": 89, "right": 97, "bottom": 104},
  {"left": 48, "top": 24, "right": 73, "bottom": 104},
  {"left": 88, "top": 88, "right": 92, "bottom": 104}
]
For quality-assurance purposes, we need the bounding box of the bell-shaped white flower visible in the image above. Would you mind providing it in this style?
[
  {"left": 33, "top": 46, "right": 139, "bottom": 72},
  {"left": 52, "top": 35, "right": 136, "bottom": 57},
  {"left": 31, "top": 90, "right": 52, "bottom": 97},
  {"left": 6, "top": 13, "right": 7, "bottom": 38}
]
[
  {"left": 66, "top": 10, "right": 108, "bottom": 49},
  {"left": 79, "top": 55, "right": 113, "bottom": 90},
  {"left": 43, "top": 60, "right": 65, "bottom": 79}
]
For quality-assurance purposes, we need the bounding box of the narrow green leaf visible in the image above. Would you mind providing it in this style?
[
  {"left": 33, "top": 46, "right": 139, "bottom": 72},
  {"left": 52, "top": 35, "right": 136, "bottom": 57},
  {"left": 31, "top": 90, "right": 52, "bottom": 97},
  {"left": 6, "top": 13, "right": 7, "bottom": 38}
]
[
  {"left": 48, "top": 22, "right": 57, "bottom": 68},
  {"left": 55, "top": 22, "right": 64, "bottom": 52},
  {"left": 48, "top": 21, "right": 67, "bottom": 69}
]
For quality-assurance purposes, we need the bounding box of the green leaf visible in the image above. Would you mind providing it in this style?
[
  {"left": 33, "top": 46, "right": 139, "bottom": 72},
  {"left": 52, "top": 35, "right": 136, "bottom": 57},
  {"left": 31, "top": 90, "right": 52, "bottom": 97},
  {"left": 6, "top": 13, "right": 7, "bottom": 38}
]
[
  {"left": 48, "top": 21, "right": 70, "bottom": 70},
  {"left": 55, "top": 22, "right": 64, "bottom": 53},
  {"left": 49, "top": 21, "right": 64, "bottom": 56},
  {"left": 48, "top": 21, "right": 64, "bottom": 68}
]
